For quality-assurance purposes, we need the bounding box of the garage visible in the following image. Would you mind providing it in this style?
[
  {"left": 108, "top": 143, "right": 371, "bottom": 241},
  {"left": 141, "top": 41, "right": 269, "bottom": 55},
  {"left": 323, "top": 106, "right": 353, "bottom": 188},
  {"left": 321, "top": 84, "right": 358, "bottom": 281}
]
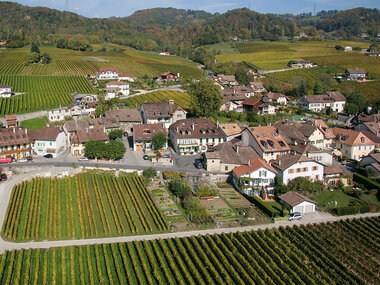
[{"left": 279, "top": 191, "right": 317, "bottom": 214}]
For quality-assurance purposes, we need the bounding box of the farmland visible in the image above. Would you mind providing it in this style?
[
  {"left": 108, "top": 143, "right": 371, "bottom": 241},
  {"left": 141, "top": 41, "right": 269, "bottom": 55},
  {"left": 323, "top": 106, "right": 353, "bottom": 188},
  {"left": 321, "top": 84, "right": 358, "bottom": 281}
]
[
  {"left": 0, "top": 75, "right": 94, "bottom": 115},
  {"left": 0, "top": 217, "right": 378, "bottom": 284},
  {"left": 124, "top": 91, "right": 192, "bottom": 110},
  {"left": 1, "top": 173, "right": 169, "bottom": 242}
]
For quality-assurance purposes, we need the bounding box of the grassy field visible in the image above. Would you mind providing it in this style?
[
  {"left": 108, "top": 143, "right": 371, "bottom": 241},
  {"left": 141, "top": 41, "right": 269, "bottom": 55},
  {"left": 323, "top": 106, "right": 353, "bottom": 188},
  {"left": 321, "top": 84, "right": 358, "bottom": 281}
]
[
  {"left": 1, "top": 173, "right": 169, "bottom": 242},
  {"left": 124, "top": 90, "right": 192, "bottom": 110},
  {"left": 19, "top": 117, "right": 48, "bottom": 129},
  {"left": 215, "top": 41, "right": 370, "bottom": 70},
  {"left": 0, "top": 45, "right": 204, "bottom": 78},
  {"left": 0, "top": 217, "right": 377, "bottom": 284},
  {"left": 315, "top": 191, "right": 360, "bottom": 208}
]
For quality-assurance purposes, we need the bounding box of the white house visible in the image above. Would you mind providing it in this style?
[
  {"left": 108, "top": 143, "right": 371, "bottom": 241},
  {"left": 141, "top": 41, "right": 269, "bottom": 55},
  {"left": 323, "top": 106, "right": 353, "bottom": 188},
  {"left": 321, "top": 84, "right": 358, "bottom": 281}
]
[
  {"left": 96, "top": 68, "right": 119, "bottom": 80},
  {"left": 0, "top": 85, "right": 12, "bottom": 98},
  {"left": 232, "top": 158, "right": 277, "bottom": 197},
  {"left": 29, "top": 127, "right": 67, "bottom": 158},
  {"left": 262, "top": 92, "right": 289, "bottom": 105},
  {"left": 290, "top": 60, "right": 317, "bottom": 68},
  {"left": 344, "top": 46, "right": 353, "bottom": 52},
  {"left": 279, "top": 191, "right": 317, "bottom": 213},
  {"left": 345, "top": 69, "right": 367, "bottom": 80},
  {"left": 271, "top": 154, "right": 324, "bottom": 185},
  {"left": 140, "top": 101, "right": 187, "bottom": 129},
  {"left": 105, "top": 81, "right": 130, "bottom": 98},
  {"left": 296, "top": 124, "right": 325, "bottom": 149},
  {"left": 48, "top": 107, "right": 71, "bottom": 122},
  {"left": 119, "top": 73, "right": 134, "bottom": 82},
  {"left": 297, "top": 91, "right": 346, "bottom": 113}
]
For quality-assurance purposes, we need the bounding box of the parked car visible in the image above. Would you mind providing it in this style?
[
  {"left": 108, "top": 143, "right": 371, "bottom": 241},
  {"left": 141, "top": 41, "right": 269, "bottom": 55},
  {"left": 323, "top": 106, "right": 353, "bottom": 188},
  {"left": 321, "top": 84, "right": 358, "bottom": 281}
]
[
  {"left": 1, "top": 173, "right": 7, "bottom": 181},
  {"left": 78, "top": 157, "right": 88, "bottom": 161},
  {"left": 43, "top": 154, "right": 53, "bottom": 159},
  {"left": 25, "top": 156, "right": 33, "bottom": 161},
  {"left": 288, "top": 212, "right": 302, "bottom": 221},
  {"left": 17, "top": 158, "right": 28, "bottom": 163},
  {"left": 163, "top": 154, "right": 173, "bottom": 159},
  {"left": 143, "top": 154, "right": 149, "bottom": 160},
  {"left": 194, "top": 159, "right": 203, "bottom": 169}
]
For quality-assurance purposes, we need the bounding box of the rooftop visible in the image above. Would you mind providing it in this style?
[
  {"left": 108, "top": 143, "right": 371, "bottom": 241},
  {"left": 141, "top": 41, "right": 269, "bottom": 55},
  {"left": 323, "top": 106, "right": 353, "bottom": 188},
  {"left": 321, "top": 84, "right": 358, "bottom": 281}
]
[
  {"left": 347, "top": 68, "right": 367, "bottom": 74},
  {"left": 71, "top": 128, "right": 109, "bottom": 144},
  {"left": 133, "top": 124, "right": 167, "bottom": 141},
  {"left": 142, "top": 101, "right": 183, "bottom": 119},
  {"left": 104, "top": 108, "right": 142, "bottom": 123},
  {"left": 233, "top": 158, "right": 277, "bottom": 177},
  {"left": 205, "top": 142, "right": 259, "bottom": 165},
  {"left": 170, "top": 118, "right": 224, "bottom": 139},
  {"left": 28, "top": 127, "right": 62, "bottom": 141},
  {"left": 219, "top": 123, "right": 242, "bottom": 137},
  {"left": 246, "top": 126, "right": 291, "bottom": 153},
  {"left": 0, "top": 127, "right": 30, "bottom": 147},
  {"left": 332, "top": 128, "right": 375, "bottom": 146},
  {"left": 279, "top": 191, "right": 316, "bottom": 207},
  {"left": 271, "top": 153, "right": 317, "bottom": 171}
]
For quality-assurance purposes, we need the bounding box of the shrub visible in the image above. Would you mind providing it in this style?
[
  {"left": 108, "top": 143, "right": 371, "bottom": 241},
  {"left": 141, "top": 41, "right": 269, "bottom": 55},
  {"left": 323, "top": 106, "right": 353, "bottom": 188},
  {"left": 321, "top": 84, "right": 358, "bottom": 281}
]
[
  {"left": 169, "top": 179, "right": 192, "bottom": 198},
  {"left": 194, "top": 186, "right": 218, "bottom": 197},
  {"left": 333, "top": 204, "right": 371, "bottom": 216},
  {"left": 142, "top": 168, "right": 157, "bottom": 179},
  {"left": 353, "top": 173, "right": 380, "bottom": 191}
]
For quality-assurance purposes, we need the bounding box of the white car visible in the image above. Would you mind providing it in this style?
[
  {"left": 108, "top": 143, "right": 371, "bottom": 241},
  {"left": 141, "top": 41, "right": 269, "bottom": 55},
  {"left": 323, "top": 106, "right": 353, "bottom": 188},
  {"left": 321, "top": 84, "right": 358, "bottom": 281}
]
[
  {"left": 78, "top": 157, "right": 88, "bottom": 161},
  {"left": 17, "top": 158, "right": 28, "bottom": 163}
]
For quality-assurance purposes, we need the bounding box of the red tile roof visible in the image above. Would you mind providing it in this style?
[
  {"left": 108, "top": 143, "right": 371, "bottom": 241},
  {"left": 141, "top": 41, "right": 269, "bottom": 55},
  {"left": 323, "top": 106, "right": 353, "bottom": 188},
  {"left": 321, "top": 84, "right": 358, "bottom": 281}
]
[
  {"left": 332, "top": 128, "right": 375, "bottom": 146},
  {"left": 133, "top": 124, "right": 167, "bottom": 141},
  {"left": 233, "top": 158, "right": 277, "bottom": 177},
  {"left": 170, "top": 118, "right": 223, "bottom": 139},
  {"left": 98, "top": 67, "right": 119, "bottom": 73},
  {"left": 246, "top": 126, "right": 291, "bottom": 153},
  {"left": 28, "top": 127, "right": 61, "bottom": 141},
  {"left": 242, "top": 97, "right": 262, "bottom": 106},
  {"left": 279, "top": 191, "right": 316, "bottom": 207}
]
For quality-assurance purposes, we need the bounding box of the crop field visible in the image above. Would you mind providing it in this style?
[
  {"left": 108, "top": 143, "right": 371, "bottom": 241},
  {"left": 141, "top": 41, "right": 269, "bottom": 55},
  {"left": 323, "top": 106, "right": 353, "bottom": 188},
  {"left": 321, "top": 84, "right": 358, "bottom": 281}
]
[
  {"left": 0, "top": 75, "right": 94, "bottom": 115},
  {"left": 0, "top": 217, "right": 378, "bottom": 284},
  {"left": 215, "top": 40, "right": 370, "bottom": 70},
  {"left": 124, "top": 91, "right": 192, "bottom": 110},
  {"left": 1, "top": 173, "right": 169, "bottom": 242}
]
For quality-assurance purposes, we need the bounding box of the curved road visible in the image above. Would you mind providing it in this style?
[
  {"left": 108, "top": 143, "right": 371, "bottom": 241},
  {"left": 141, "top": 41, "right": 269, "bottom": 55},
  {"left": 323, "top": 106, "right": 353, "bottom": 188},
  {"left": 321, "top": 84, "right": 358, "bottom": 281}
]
[{"left": 0, "top": 167, "right": 379, "bottom": 254}]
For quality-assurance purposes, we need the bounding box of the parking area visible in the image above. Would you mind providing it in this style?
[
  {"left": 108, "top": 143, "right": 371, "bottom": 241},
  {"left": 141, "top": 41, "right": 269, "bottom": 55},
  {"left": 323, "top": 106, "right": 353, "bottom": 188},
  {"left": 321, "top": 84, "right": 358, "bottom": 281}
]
[{"left": 277, "top": 211, "right": 336, "bottom": 226}]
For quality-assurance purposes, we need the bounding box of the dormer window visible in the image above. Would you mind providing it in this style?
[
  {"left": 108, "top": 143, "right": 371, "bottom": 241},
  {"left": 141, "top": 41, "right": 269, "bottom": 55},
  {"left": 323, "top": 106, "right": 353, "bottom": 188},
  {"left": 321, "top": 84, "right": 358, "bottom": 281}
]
[
  {"left": 361, "top": 137, "right": 365, "bottom": 143},
  {"left": 143, "top": 129, "right": 151, "bottom": 134}
]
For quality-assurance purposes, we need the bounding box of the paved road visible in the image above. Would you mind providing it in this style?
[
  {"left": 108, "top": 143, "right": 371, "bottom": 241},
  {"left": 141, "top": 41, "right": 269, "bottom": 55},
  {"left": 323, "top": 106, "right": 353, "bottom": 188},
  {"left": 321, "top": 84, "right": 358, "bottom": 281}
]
[
  {"left": 0, "top": 168, "right": 379, "bottom": 254},
  {"left": 120, "top": 85, "right": 184, "bottom": 99}
]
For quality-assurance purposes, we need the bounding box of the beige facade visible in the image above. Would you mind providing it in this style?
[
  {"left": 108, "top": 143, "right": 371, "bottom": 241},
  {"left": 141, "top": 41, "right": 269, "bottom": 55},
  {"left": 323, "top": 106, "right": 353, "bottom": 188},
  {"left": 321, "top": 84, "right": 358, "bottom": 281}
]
[{"left": 335, "top": 142, "right": 375, "bottom": 161}]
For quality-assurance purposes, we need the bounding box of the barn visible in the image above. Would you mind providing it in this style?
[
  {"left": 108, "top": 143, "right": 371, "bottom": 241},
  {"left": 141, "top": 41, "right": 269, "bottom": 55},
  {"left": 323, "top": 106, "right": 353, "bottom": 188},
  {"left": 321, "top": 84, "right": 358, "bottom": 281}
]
[{"left": 279, "top": 191, "right": 317, "bottom": 213}]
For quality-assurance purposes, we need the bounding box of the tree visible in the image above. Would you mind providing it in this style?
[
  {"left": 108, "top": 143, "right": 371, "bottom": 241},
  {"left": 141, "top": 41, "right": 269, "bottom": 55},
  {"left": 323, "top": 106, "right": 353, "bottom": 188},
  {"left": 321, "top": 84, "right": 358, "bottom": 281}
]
[
  {"left": 345, "top": 103, "right": 359, "bottom": 114},
  {"left": 313, "top": 81, "right": 323, "bottom": 94},
  {"left": 105, "top": 140, "right": 126, "bottom": 160},
  {"left": 143, "top": 168, "right": 157, "bottom": 179},
  {"left": 190, "top": 79, "right": 223, "bottom": 118},
  {"left": 84, "top": 140, "right": 125, "bottom": 160},
  {"left": 169, "top": 179, "right": 192, "bottom": 198},
  {"left": 31, "top": 42, "right": 40, "bottom": 54},
  {"left": 288, "top": 177, "right": 322, "bottom": 194},
  {"left": 235, "top": 65, "right": 250, "bottom": 85},
  {"left": 326, "top": 107, "right": 332, "bottom": 115},
  {"left": 347, "top": 92, "right": 368, "bottom": 113},
  {"left": 152, "top": 132, "right": 167, "bottom": 150},
  {"left": 108, "top": 129, "right": 123, "bottom": 140},
  {"left": 41, "top": 53, "right": 52, "bottom": 64},
  {"left": 27, "top": 52, "right": 41, "bottom": 64}
]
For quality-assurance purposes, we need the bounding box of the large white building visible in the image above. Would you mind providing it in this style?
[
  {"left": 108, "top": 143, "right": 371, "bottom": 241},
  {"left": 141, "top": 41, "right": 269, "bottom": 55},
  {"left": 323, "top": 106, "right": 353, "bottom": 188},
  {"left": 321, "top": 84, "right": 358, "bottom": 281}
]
[
  {"left": 29, "top": 127, "right": 67, "bottom": 158},
  {"left": 0, "top": 85, "right": 12, "bottom": 98},
  {"left": 96, "top": 68, "right": 119, "bottom": 80},
  {"left": 297, "top": 91, "right": 346, "bottom": 113},
  {"left": 271, "top": 154, "right": 324, "bottom": 185},
  {"left": 104, "top": 81, "right": 130, "bottom": 99}
]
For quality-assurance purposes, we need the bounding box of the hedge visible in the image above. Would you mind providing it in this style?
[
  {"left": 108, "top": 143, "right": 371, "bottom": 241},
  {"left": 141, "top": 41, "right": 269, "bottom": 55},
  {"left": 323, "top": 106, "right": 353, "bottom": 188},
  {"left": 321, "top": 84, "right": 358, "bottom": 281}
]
[
  {"left": 243, "top": 195, "right": 280, "bottom": 218},
  {"left": 353, "top": 173, "right": 380, "bottom": 191},
  {"left": 333, "top": 204, "right": 371, "bottom": 216}
]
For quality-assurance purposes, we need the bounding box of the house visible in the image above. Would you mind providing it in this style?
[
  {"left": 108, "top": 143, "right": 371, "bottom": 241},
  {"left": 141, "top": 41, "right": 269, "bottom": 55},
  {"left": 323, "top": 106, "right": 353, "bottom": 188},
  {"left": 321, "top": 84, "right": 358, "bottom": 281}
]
[
  {"left": 332, "top": 127, "right": 375, "bottom": 161},
  {"left": 214, "top": 74, "right": 239, "bottom": 88},
  {"left": 4, "top": 114, "right": 18, "bottom": 128},
  {"left": 344, "top": 46, "right": 353, "bottom": 52},
  {"left": 258, "top": 103, "right": 276, "bottom": 115},
  {"left": 241, "top": 126, "right": 290, "bottom": 162},
  {"left": 159, "top": 51, "right": 170, "bottom": 56},
  {"left": 70, "top": 128, "right": 109, "bottom": 156},
  {"left": 140, "top": 101, "right": 186, "bottom": 129},
  {"left": 361, "top": 153, "right": 380, "bottom": 177},
  {"left": 29, "top": 127, "right": 66, "bottom": 157},
  {"left": 204, "top": 142, "right": 259, "bottom": 172},
  {"left": 48, "top": 107, "right": 71, "bottom": 122},
  {"left": 262, "top": 92, "right": 289, "bottom": 105},
  {"left": 232, "top": 158, "right": 277, "bottom": 197},
  {"left": 119, "top": 73, "right": 134, "bottom": 82},
  {"left": 248, "top": 82, "right": 267, "bottom": 94},
  {"left": 96, "top": 68, "right": 119, "bottom": 80},
  {"left": 354, "top": 121, "right": 380, "bottom": 151},
  {"left": 296, "top": 124, "right": 325, "bottom": 149},
  {"left": 290, "top": 60, "right": 317, "bottom": 68},
  {"left": 345, "top": 68, "right": 367, "bottom": 80},
  {"left": 73, "top": 94, "right": 97, "bottom": 104},
  {"left": 218, "top": 123, "right": 243, "bottom": 141},
  {"left": 169, "top": 118, "right": 224, "bottom": 154},
  {"left": 297, "top": 92, "right": 346, "bottom": 113},
  {"left": 133, "top": 124, "right": 167, "bottom": 151},
  {"left": 0, "top": 85, "right": 12, "bottom": 98},
  {"left": 0, "top": 127, "right": 31, "bottom": 160},
  {"left": 155, "top": 72, "right": 180, "bottom": 82},
  {"left": 271, "top": 154, "right": 324, "bottom": 185},
  {"left": 324, "top": 164, "right": 345, "bottom": 185},
  {"left": 365, "top": 52, "right": 380, "bottom": 57},
  {"left": 307, "top": 119, "right": 335, "bottom": 148},
  {"left": 104, "top": 108, "right": 142, "bottom": 135},
  {"left": 242, "top": 98, "right": 262, "bottom": 113},
  {"left": 279, "top": 191, "right": 317, "bottom": 213},
  {"left": 222, "top": 86, "right": 255, "bottom": 98},
  {"left": 105, "top": 81, "right": 129, "bottom": 98},
  {"left": 220, "top": 93, "right": 247, "bottom": 112}
]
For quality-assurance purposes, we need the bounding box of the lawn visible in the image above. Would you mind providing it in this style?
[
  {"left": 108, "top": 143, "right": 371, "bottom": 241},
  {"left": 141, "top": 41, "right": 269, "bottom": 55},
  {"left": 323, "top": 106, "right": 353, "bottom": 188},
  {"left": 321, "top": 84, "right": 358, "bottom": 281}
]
[
  {"left": 315, "top": 191, "right": 360, "bottom": 208},
  {"left": 20, "top": 117, "right": 48, "bottom": 129}
]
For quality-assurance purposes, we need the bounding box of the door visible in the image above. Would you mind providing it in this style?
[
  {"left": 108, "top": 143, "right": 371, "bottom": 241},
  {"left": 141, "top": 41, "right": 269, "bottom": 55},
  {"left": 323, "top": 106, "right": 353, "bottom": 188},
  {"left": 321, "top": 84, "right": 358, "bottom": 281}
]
[{"left": 304, "top": 204, "right": 314, "bottom": 213}]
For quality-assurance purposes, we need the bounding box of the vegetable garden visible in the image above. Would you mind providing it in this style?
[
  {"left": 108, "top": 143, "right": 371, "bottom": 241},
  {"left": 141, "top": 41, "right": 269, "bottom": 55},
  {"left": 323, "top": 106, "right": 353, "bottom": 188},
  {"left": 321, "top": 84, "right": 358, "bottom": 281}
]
[
  {"left": 124, "top": 91, "right": 192, "bottom": 110},
  {"left": 0, "top": 217, "right": 378, "bottom": 284},
  {"left": 0, "top": 75, "right": 94, "bottom": 115},
  {"left": 1, "top": 173, "right": 169, "bottom": 241}
]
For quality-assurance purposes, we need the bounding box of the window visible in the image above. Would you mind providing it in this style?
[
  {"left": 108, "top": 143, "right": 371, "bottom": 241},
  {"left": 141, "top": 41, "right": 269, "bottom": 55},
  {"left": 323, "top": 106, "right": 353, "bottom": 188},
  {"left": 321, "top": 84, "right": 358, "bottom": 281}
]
[
  {"left": 288, "top": 169, "right": 294, "bottom": 174},
  {"left": 296, "top": 168, "right": 301, "bottom": 173},
  {"left": 225, "top": 166, "right": 228, "bottom": 171},
  {"left": 303, "top": 167, "right": 308, "bottom": 172},
  {"left": 200, "top": 138, "right": 202, "bottom": 143},
  {"left": 312, "top": 166, "right": 318, "bottom": 171},
  {"left": 361, "top": 137, "right": 365, "bottom": 143}
]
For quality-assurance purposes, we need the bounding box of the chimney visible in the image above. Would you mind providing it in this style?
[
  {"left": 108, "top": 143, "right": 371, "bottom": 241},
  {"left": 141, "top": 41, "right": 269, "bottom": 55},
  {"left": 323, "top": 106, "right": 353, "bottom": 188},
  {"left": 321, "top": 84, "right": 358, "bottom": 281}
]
[
  {"left": 319, "top": 124, "right": 321, "bottom": 129},
  {"left": 25, "top": 129, "right": 27, "bottom": 134},
  {"left": 278, "top": 160, "right": 281, "bottom": 166},
  {"left": 236, "top": 145, "right": 239, "bottom": 153},
  {"left": 86, "top": 128, "right": 88, "bottom": 133},
  {"left": 192, "top": 122, "right": 194, "bottom": 130},
  {"left": 294, "top": 140, "right": 297, "bottom": 146},
  {"left": 13, "top": 128, "right": 15, "bottom": 134}
]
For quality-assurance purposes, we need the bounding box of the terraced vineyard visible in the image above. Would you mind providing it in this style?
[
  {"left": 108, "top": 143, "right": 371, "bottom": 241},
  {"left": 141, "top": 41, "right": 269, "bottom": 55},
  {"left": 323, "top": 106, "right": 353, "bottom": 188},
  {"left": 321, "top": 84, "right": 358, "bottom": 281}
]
[
  {"left": 0, "top": 217, "right": 378, "bottom": 284},
  {"left": 1, "top": 173, "right": 169, "bottom": 241},
  {"left": 0, "top": 75, "right": 94, "bottom": 115},
  {"left": 124, "top": 91, "right": 192, "bottom": 110}
]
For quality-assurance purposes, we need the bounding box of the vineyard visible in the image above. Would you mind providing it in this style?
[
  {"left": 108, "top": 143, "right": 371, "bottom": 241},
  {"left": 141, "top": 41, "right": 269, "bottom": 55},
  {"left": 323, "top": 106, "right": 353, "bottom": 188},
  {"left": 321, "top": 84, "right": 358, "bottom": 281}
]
[
  {"left": 0, "top": 217, "right": 378, "bottom": 284},
  {"left": 124, "top": 91, "right": 192, "bottom": 110},
  {"left": 0, "top": 75, "right": 94, "bottom": 115},
  {"left": 1, "top": 173, "right": 169, "bottom": 241}
]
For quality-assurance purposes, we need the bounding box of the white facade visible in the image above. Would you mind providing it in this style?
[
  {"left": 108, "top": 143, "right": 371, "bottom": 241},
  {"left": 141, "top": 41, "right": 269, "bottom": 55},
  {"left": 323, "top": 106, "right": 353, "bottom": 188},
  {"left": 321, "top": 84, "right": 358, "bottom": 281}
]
[
  {"left": 31, "top": 132, "right": 67, "bottom": 158},
  {"left": 96, "top": 70, "right": 119, "bottom": 80},
  {"left": 0, "top": 86, "right": 12, "bottom": 98},
  {"left": 307, "top": 128, "right": 325, "bottom": 149},
  {"left": 106, "top": 82, "right": 130, "bottom": 96},
  {"left": 290, "top": 201, "right": 316, "bottom": 213},
  {"left": 170, "top": 136, "right": 224, "bottom": 154},
  {"left": 277, "top": 161, "right": 324, "bottom": 185},
  {"left": 306, "top": 151, "right": 333, "bottom": 166},
  {"left": 233, "top": 167, "right": 276, "bottom": 196},
  {"left": 48, "top": 108, "right": 71, "bottom": 122}
]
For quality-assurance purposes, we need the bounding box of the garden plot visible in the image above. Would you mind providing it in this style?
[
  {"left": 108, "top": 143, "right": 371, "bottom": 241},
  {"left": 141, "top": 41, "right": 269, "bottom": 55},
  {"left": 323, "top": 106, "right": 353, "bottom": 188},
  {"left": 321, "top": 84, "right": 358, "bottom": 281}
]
[{"left": 199, "top": 197, "right": 239, "bottom": 223}]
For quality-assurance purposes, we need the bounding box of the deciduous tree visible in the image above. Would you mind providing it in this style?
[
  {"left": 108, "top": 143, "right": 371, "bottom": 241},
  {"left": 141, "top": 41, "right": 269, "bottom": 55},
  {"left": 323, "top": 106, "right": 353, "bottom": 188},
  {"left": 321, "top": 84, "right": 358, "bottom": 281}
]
[{"left": 190, "top": 79, "right": 223, "bottom": 118}]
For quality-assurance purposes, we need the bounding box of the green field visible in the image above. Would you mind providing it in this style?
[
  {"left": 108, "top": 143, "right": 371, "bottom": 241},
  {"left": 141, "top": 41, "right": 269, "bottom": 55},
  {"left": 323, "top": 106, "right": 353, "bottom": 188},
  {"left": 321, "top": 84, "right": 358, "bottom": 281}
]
[
  {"left": 0, "top": 75, "right": 94, "bottom": 115},
  {"left": 1, "top": 173, "right": 169, "bottom": 242},
  {"left": 19, "top": 117, "right": 49, "bottom": 129},
  {"left": 215, "top": 41, "right": 370, "bottom": 70},
  {"left": 0, "top": 217, "right": 377, "bottom": 284},
  {"left": 124, "top": 90, "right": 193, "bottom": 110}
]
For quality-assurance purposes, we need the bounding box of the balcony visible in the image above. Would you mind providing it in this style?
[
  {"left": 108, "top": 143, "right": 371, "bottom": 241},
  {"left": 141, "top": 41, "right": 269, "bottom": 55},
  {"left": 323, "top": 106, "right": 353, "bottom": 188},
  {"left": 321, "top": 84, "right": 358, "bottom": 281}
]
[{"left": 0, "top": 148, "right": 31, "bottom": 155}]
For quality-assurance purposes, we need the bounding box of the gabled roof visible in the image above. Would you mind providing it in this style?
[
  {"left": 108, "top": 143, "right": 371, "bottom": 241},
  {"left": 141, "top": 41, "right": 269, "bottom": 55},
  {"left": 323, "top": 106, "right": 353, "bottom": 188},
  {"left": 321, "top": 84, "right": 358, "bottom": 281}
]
[
  {"left": 275, "top": 122, "right": 309, "bottom": 145},
  {"left": 290, "top": 142, "right": 324, "bottom": 155},
  {"left": 310, "top": 119, "right": 335, "bottom": 139},
  {"left": 233, "top": 158, "right": 277, "bottom": 177},
  {"left": 219, "top": 123, "right": 242, "bottom": 137},
  {"left": 169, "top": 118, "right": 223, "bottom": 139},
  {"left": 245, "top": 126, "right": 291, "bottom": 153},
  {"left": 331, "top": 128, "right": 375, "bottom": 146},
  {"left": 364, "top": 152, "right": 380, "bottom": 164},
  {"left": 106, "top": 81, "right": 128, "bottom": 86},
  {"left": 324, "top": 164, "right": 344, "bottom": 176},
  {"left": 296, "top": 124, "right": 318, "bottom": 138},
  {"left": 325, "top": 91, "right": 346, "bottom": 102},
  {"left": 264, "top": 92, "right": 288, "bottom": 101},
  {"left": 217, "top": 74, "right": 237, "bottom": 82},
  {"left": 28, "top": 127, "right": 62, "bottom": 141},
  {"left": 301, "top": 95, "right": 335, "bottom": 104},
  {"left": 0, "top": 127, "right": 30, "bottom": 147},
  {"left": 279, "top": 191, "right": 316, "bottom": 206},
  {"left": 119, "top": 73, "right": 132, "bottom": 77},
  {"left": 346, "top": 68, "right": 367, "bottom": 74},
  {"left": 98, "top": 67, "right": 119, "bottom": 73},
  {"left": 205, "top": 142, "right": 259, "bottom": 165},
  {"left": 133, "top": 124, "right": 167, "bottom": 141},
  {"left": 104, "top": 108, "right": 142, "bottom": 123},
  {"left": 249, "top": 82, "right": 265, "bottom": 90},
  {"left": 271, "top": 154, "right": 317, "bottom": 171},
  {"left": 71, "top": 128, "right": 108, "bottom": 144},
  {"left": 142, "top": 101, "right": 182, "bottom": 119},
  {"left": 4, "top": 114, "right": 17, "bottom": 121},
  {"left": 242, "top": 97, "right": 262, "bottom": 107},
  {"left": 361, "top": 121, "right": 380, "bottom": 135}
]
